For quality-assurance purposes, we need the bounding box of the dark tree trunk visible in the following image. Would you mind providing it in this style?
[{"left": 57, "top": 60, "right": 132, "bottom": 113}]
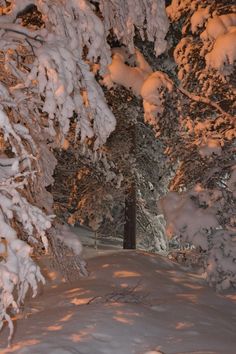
[
  {"left": 123, "top": 182, "right": 136, "bottom": 249},
  {"left": 123, "top": 122, "right": 137, "bottom": 249}
]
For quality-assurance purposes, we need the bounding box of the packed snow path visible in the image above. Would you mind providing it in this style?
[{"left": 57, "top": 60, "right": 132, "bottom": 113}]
[{"left": 0, "top": 247, "right": 235, "bottom": 353}]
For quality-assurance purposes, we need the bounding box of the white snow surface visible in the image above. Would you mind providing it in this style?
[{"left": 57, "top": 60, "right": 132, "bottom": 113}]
[{"left": 0, "top": 228, "right": 235, "bottom": 354}]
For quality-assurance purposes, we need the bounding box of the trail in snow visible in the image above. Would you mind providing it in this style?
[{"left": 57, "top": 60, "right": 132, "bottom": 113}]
[{"left": 0, "top": 227, "right": 235, "bottom": 354}]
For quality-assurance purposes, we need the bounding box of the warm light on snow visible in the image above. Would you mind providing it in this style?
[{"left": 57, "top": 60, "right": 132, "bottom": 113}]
[
  {"left": 0, "top": 0, "right": 235, "bottom": 348},
  {"left": 113, "top": 270, "right": 141, "bottom": 278},
  {"left": 0, "top": 247, "right": 235, "bottom": 353}
]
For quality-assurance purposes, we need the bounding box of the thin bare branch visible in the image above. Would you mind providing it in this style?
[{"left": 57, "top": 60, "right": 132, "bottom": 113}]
[{"left": 177, "top": 85, "right": 233, "bottom": 118}]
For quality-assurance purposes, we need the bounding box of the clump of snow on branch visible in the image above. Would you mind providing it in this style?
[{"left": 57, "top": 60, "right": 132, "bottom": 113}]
[
  {"left": 102, "top": 47, "right": 173, "bottom": 130},
  {"left": 190, "top": 6, "right": 210, "bottom": 34},
  {"left": 181, "top": 116, "right": 235, "bottom": 158},
  {"left": 166, "top": 0, "right": 196, "bottom": 21},
  {"left": 199, "top": 13, "right": 236, "bottom": 74},
  {"left": 55, "top": 224, "right": 83, "bottom": 257},
  {"left": 102, "top": 47, "right": 152, "bottom": 96},
  {"left": 170, "top": 2, "right": 236, "bottom": 75},
  {"left": 141, "top": 71, "right": 173, "bottom": 127},
  {"left": 200, "top": 13, "right": 236, "bottom": 42},
  {"left": 205, "top": 27, "right": 236, "bottom": 74}
]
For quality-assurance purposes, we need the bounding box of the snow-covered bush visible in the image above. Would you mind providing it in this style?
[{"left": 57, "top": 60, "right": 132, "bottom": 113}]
[{"left": 159, "top": 185, "right": 236, "bottom": 290}]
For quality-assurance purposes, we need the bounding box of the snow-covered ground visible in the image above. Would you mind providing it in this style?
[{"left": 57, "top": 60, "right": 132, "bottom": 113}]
[{"left": 0, "top": 227, "right": 235, "bottom": 354}]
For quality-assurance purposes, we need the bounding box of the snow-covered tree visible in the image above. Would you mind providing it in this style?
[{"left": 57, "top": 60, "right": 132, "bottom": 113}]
[{"left": 158, "top": 0, "right": 236, "bottom": 290}]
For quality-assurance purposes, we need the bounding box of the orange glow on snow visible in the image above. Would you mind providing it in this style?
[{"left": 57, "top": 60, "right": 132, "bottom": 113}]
[
  {"left": 71, "top": 297, "right": 90, "bottom": 305},
  {"left": 62, "top": 138, "right": 69, "bottom": 150},
  {"left": 113, "top": 316, "right": 134, "bottom": 324},
  {"left": 70, "top": 330, "right": 91, "bottom": 343},
  {"left": 225, "top": 294, "right": 236, "bottom": 302},
  {"left": 47, "top": 271, "right": 58, "bottom": 281},
  {"left": 4, "top": 339, "right": 40, "bottom": 352},
  {"left": 59, "top": 313, "right": 73, "bottom": 322},
  {"left": 109, "top": 302, "right": 123, "bottom": 308},
  {"left": 176, "top": 293, "right": 198, "bottom": 304},
  {"left": 55, "top": 84, "right": 65, "bottom": 98},
  {"left": 113, "top": 270, "right": 140, "bottom": 278},
  {"left": 47, "top": 325, "right": 62, "bottom": 331},
  {"left": 101, "top": 263, "right": 110, "bottom": 268},
  {"left": 182, "top": 283, "right": 203, "bottom": 290},
  {"left": 175, "top": 321, "right": 194, "bottom": 330},
  {"left": 65, "top": 288, "right": 82, "bottom": 294},
  {"left": 120, "top": 283, "right": 129, "bottom": 288}
]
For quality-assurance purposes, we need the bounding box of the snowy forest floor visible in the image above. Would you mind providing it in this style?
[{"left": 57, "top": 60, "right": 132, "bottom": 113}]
[{"left": 0, "top": 227, "right": 235, "bottom": 354}]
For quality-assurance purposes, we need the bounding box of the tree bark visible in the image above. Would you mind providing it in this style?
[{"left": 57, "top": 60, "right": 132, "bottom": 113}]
[
  {"left": 123, "top": 182, "right": 136, "bottom": 249},
  {"left": 123, "top": 121, "right": 137, "bottom": 249}
]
